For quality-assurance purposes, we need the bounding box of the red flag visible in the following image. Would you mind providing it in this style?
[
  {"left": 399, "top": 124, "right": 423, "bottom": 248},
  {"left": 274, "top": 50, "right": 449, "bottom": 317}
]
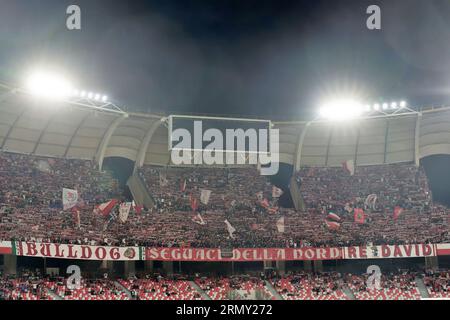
[
  {"left": 393, "top": 206, "right": 404, "bottom": 220},
  {"left": 354, "top": 208, "right": 365, "bottom": 224},
  {"left": 190, "top": 196, "right": 198, "bottom": 212}
]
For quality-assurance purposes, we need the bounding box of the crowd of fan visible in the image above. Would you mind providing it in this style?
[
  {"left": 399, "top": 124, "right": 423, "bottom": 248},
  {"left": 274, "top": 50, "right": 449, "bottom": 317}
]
[
  {"left": 0, "top": 151, "right": 448, "bottom": 248},
  {"left": 2, "top": 270, "right": 448, "bottom": 300},
  {"left": 423, "top": 270, "right": 450, "bottom": 298}
]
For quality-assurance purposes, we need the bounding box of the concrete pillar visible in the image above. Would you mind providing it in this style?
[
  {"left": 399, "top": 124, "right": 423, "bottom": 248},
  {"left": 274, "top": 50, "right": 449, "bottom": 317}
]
[
  {"left": 144, "top": 261, "right": 154, "bottom": 272},
  {"left": 162, "top": 261, "right": 173, "bottom": 276},
  {"left": 124, "top": 261, "right": 136, "bottom": 278},
  {"left": 100, "top": 260, "right": 114, "bottom": 271},
  {"left": 4, "top": 255, "right": 17, "bottom": 275},
  {"left": 313, "top": 260, "right": 323, "bottom": 272},
  {"left": 276, "top": 261, "right": 286, "bottom": 275},
  {"left": 425, "top": 256, "right": 439, "bottom": 270},
  {"left": 304, "top": 260, "right": 312, "bottom": 272}
]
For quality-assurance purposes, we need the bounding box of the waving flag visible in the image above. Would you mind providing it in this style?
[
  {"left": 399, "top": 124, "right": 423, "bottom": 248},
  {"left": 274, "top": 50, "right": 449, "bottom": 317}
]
[
  {"left": 276, "top": 217, "right": 285, "bottom": 233},
  {"left": 180, "top": 179, "right": 187, "bottom": 192},
  {"left": 190, "top": 196, "right": 199, "bottom": 212},
  {"left": 364, "top": 194, "right": 378, "bottom": 210},
  {"left": 63, "top": 188, "right": 78, "bottom": 210},
  {"left": 224, "top": 220, "right": 236, "bottom": 239},
  {"left": 200, "top": 189, "right": 212, "bottom": 205},
  {"left": 354, "top": 208, "right": 365, "bottom": 224},
  {"left": 393, "top": 206, "right": 404, "bottom": 221},
  {"left": 95, "top": 199, "right": 119, "bottom": 217},
  {"left": 272, "top": 186, "right": 284, "bottom": 198},
  {"left": 327, "top": 212, "right": 341, "bottom": 221},
  {"left": 119, "top": 202, "right": 132, "bottom": 223},
  {"left": 342, "top": 159, "right": 355, "bottom": 176},
  {"left": 325, "top": 220, "right": 341, "bottom": 230}
]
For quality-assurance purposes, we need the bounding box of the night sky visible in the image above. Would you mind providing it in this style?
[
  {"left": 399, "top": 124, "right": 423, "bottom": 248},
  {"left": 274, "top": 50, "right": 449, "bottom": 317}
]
[
  {"left": 1, "top": 0, "right": 450, "bottom": 118},
  {"left": 2, "top": 0, "right": 450, "bottom": 204}
]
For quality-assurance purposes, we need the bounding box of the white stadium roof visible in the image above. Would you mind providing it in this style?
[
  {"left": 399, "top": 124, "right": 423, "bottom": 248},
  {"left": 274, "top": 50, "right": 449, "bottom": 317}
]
[{"left": 1, "top": 85, "right": 450, "bottom": 171}]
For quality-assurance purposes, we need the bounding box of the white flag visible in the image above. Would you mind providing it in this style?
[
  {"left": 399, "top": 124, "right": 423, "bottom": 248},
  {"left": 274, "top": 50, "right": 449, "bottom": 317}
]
[
  {"left": 342, "top": 159, "right": 355, "bottom": 176},
  {"left": 200, "top": 189, "right": 212, "bottom": 205},
  {"left": 224, "top": 219, "right": 236, "bottom": 239},
  {"left": 119, "top": 202, "right": 132, "bottom": 223},
  {"left": 272, "top": 186, "right": 284, "bottom": 198},
  {"left": 63, "top": 188, "right": 78, "bottom": 210},
  {"left": 276, "top": 216, "right": 285, "bottom": 233}
]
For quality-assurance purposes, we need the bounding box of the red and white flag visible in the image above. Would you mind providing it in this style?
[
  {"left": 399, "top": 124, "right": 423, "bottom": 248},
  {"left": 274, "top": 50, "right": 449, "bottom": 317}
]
[
  {"left": 63, "top": 188, "right": 78, "bottom": 210},
  {"left": 95, "top": 199, "right": 119, "bottom": 217},
  {"left": 325, "top": 220, "right": 341, "bottom": 230},
  {"left": 119, "top": 202, "right": 132, "bottom": 223},
  {"left": 327, "top": 212, "right": 341, "bottom": 221},
  {"left": 342, "top": 159, "right": 355, "bottom": 176}
]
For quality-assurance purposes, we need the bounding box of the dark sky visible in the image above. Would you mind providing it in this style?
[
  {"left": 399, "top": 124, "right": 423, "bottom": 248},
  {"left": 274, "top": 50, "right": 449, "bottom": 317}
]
[{"left": 1, "top": 0, "right": 450, "bottom": 119}]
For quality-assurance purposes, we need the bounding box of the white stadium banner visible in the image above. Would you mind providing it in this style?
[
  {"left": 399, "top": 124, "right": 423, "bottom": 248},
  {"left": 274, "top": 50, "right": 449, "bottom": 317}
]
[
  {"left": 62, "top": 188, "right": 78, "bottom": 210},
  {"left": 14, "top": 242, "right": 141, "bottom": 261}
]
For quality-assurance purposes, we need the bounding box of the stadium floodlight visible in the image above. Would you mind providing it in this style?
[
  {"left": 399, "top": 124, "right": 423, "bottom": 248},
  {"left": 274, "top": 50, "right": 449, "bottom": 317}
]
[
  {"left": 391, "top": 102, "right": 398, "bottom": 109},
  {"left": 373, "top": 103, "right": 380, "bottom": 111},
  {"left": 80, "top": 91, "right": 86, "bottom": 98},
  {"left": 25, "top": 71, "right": 73, "bottom": 100},
  {"left": 382, "top": 103, "right": 389, "bottom": 110},
  {"left": 102, "top": 95, "right": 108, "bottom": 102},
  {"left": 94, "top": 93, "right": 101, "bottom": 101},
  {"left": 364, "top": 104, "right": 371, "bottom": 112},
  {"left": 400, "top": 101, "right": 407, "bottom": 108},
  {"left": 87, "top": 92, "right": 93, "bottom": 99},
  {"left": 319, "top": 98, "right": 363, "bottom": 121}
]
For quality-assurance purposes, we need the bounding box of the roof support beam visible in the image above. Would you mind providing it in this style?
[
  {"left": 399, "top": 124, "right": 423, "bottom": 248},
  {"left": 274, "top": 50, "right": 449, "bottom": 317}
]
[
  {"left": 293, "top": 122, "right": 311, "bottom": 173},
  {"left": 134, "top": 119, "right": 163, "bottom": 173},
  {"left": 414, "top": 113, "right": 422, "bottom": 166},
  {"left": 95, "top": 114, "right": 128, "bottom": 170},
  {"left": 354, "top": 126, "right": 361, "bottom": 166},
  {"left": 32, "top": 113, "right": 59, "bottom": 155},
  {"left": 63, "top": 112, "right": 92, "bottom": 158},
  {"left": 325, "top": 126, "right": 334, "bottom": 166},
  {"left": 383, "top": 119, "right": 390, "bottom": 164},
  {"left": 0, "top": 109, "right": 26, "bottom": 150}
]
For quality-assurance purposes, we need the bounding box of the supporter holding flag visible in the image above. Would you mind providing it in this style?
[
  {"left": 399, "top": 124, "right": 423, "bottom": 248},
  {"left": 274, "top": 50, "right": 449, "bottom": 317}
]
[{"left": 180, "top": 179, "right": 187, "bottom": 192}]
